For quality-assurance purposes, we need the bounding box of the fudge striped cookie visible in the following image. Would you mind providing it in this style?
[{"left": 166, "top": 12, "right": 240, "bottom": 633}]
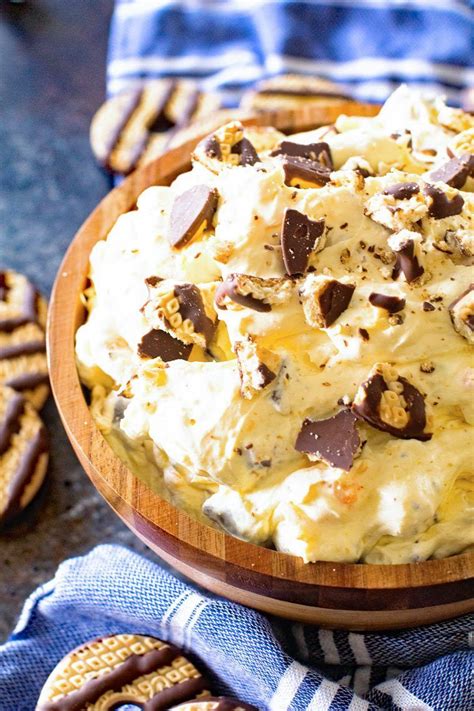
[
  {"left": 169, "top": 697, "right": 258, "bottom": 710},
  {"left": 0, "top": 385, "right": 48, "bottom": 525},
  {"left": 36, "top": 633, "right": 212, "bottom": 710},
  {"left": 90, "top": 79, "right": 222, "bottom": 175},
  {"left": 240, "top": 73, "right": 351, "bottom": 112},
  {"left": 0, "top": 270, "right": 49, "bottom": 409}
]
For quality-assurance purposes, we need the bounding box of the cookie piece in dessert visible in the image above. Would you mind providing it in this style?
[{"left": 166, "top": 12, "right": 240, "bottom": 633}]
[{"left": 36, "top": 633, "right": 211, "bottom": 710}]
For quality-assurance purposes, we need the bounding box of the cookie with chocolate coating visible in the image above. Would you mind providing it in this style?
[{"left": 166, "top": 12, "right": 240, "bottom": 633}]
[
  {"left": 90, "top": 79, "right": 222, "bottom": 175},
  {"left": 240, "top": 73, "right": 351, "bottom": 111},
  {"left": 169, "top": 697, "right": 258, "bottom": 711},
  {"left": 0, "top": 386, "right": 48, "bottom": 525},
  {"left": 0, "top": 271, "right": 49, "bottom": 409},
  {"left": 36, "top": 633, "right": 211, "bottom": 711}
]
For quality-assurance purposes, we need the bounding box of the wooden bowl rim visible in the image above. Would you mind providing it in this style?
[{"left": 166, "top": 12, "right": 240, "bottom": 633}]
[{"left": 47, "top": 104, "right": 473, "bottom": 594}]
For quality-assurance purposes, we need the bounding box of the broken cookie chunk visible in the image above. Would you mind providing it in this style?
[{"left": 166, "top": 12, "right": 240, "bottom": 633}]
[
  {"left": 137, "top": 329, "right": 192, "bottom": 361},
  {"left": 383, "top": 182, "right": 420, "bottom": 200},
  {"left": 193, "top": 121, "right": 260, "bottom": 172},
  {"left": 234, "top": 336, "right": 280, "bottom": 399},
  {"left": 215, "top": 273, "right": 293, "bottom": 312},
  {"left": 423, "top": 183, "right": 464, "bottom": 219},
  {"left": 352, "top": 363, "right": 432, "bottom": 441},
  {"left": 388, "top": 231, "right": 425, "bottom": 284},
  {"left": 280, "top": 208, "right": 325, "bottom": 276},
  {"left": 365, "top": 184, "right": 427, "bottom": 231},
  {"left": 271, "top": 141, "right": 333, "bottom": 168},
  {"left": 299, "top": 275, "right": 355, "bottom": 328},
  {"left": 448, "top": 284, "right": 474, "bottom": 344},
  {"left": 142, "top": 279, "right": 217, "bottom": 349},
  {"left": 168, "top": 184, "right": 218, "bottom": 248},
  {"left": 295, "top": 409, "right": 360, "bottom": 471},
  {"left": 429, "top": 153, "right": 474, "bottom": 190},
  {"left": 281, "top": 155, "right": 332, "bottom": 188}
]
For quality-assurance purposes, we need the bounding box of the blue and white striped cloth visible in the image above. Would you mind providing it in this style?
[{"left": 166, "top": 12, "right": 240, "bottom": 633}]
[
  {"left": 0, "top": 545, "right": 472, "bottom": 710},
  {"left": 107, "top": 0, "right": 474, "bottom": 105}
]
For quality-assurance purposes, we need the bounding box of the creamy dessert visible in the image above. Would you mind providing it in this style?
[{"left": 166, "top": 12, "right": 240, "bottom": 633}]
[{"left": 76, "top": 87, "right": 474, "bottom": 564}]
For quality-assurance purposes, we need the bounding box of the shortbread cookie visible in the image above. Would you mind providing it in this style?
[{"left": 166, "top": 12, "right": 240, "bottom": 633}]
[
  {"left": 90, "top": 79, "right": 222, "bottom": 175},
  {"left": 0, "top": 271, "right": 49, "bottom": 409},
  {"left": 240, "top": 73, "right": 351, "bottom": 111},
  {"left": 36, "top": 633, "right": 211, "bottom": 710},
  {"left": 170, "top": 697, "right": 258, "bottom": 711},
  {"left": 0, "top": 386, "right": 48, "bottom": 525}
]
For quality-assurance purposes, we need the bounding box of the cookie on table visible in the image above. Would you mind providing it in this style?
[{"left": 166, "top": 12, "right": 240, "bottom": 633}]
[
  {"left": 0, "top": 270, "right": 49, "bottom": 409},
  {"left": 36, "top": 633, "right": 212, "bottom": 710},
  {"left": 90, "top": 79, "right": 223, "bottom": 175},
  {"left": 170, "top": 697, "right": 259, "bottom": 711},
  {"left": 240, "top": 73, "right": 352, "bottom": 111},
  {"left": 0, "top": 385, "right": 48, "bottom": 525}
]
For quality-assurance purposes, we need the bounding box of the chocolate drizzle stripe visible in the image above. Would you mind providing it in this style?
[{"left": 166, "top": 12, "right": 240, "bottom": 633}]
[
  {"left": 2, "top": 424, "right": 48, "bottom": 523},
  {"left": 0, "top": 282, "right": 40, "bottom": 333},
  {"left": 0, "top": 339, "right": 46, "bottom": 360},
  {"left": 37, "top": 645, "right": 187, "bottom": 711},
  {"left": 258, "top": 87, "right": 350, "bottom": 100},
  {"left": 5, "top": 371, "right": 49, "bottom": 392},
  {"left": 0, "top": 391, "right": 24, "bottom": 456},
  {"left": 144, "top": 675, "right": 209, "bottom": 710}
]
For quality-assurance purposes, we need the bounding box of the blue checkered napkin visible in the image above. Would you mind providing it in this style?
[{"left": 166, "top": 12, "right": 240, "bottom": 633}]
[
  {"left": 0, "top": 545, "right": 472, "bottom": 710},
  {"left": 107, "top": 0, "right": 474, "bottom": 105}
]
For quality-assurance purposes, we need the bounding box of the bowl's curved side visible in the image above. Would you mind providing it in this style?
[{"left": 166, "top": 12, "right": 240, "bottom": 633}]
[{"left": 47, "top": 112, "right": 474, "bottom": 629}]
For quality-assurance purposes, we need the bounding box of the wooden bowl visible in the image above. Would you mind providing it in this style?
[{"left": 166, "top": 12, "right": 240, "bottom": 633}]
[{"left": 47, "top": 103, "right": 474, "bottom": 630}]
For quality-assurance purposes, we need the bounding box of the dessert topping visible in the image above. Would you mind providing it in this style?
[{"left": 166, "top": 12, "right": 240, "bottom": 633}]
[
  {"left": 369, "top": 292, "right": 406, "bottom": 313},
  {"left": 281, "top": 155, "right": 332, "bottom": 188},
  {"left": 168, "top": 185, "right": 218, "bottom": 248},
  {"left": 299, "top": 275, "right": 355, "bottom": 328},
  {"left": 194, "top": 121, "right": 260, "bottom": 171},
  {"left": 137, "top": 329, "right": 192, "bottom": 361},
  {"left": 234, "top": 336, "right": 280, "bottom": 399},
  {"left": 215, "top": 274, "right": 293, "bottom": 312},
  {"left": 429, "top": 153, "right": 474, "bottom": 189},
  {"left": 423, "top": 183, "right": 464, "bottom": 219},
  {"left": 448, "top": 284, "right": 474, "bottom": 344},
  {"left": 280, "top": 208, "right": 325, "bottom": 276},
  {"left": 383, "top": 182, "right": 420, "bottom": 200},
  {"left": 352, "top": 363, "right": 432, "bottom": 440},
  {"left": 295, "top": 409, "right": 360, "bottom": 471},
  {"left": 389, "top": 232, "right": 425, "bottom": 283},
  {"left": 271, "top": 141, "right": 333, "bottom": 168}
]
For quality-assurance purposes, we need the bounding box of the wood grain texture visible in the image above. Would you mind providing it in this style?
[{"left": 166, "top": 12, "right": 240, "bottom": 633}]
[{"left": 47, "top": 104, "right": 474, "bottom": 630}]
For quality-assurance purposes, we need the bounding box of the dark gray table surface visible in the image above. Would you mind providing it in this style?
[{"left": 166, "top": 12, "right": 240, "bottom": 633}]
[{"left": 0, "top": 0, "right": 150, "bottom": 642}]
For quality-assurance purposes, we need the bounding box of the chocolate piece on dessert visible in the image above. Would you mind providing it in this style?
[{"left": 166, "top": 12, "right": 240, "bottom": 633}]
[
  {"left": 168, "top": 185, "right": 218, "bottom": 248},
  {"left": 383, "top": 182, "right": 420, "bottom": 200},
  {"left": 138, "top": 329, "right": 193, "bottom": 361},
  {"left": 174, "top": 283, "right": 216, "bottom": 345},
  {"left": 295, "top": 408, "right": 360, "bottom": 471},
  {"left": 423, "top": 184, "right": 464, "bottom": 219},
  {"left": 369, "top": 292, "right": 406, "bottom": 314},
  {"left": 272, "top": 141, "right": 333, "bottom": 168},
  {"left": 231, "top": 137, "right": 260, "bottom": 166},
  {"left": 215, "top": 274, "right": 293, "bottom": 312},
  {"left": 352, "top": 363, "right": 431, "bottom": 441},
  {"left": 281, "top": 155, "right": 332, "bottom": 188},
  {"left": 391, "top": 239, "right": 424, "bottom": 283},
  {"left": 234, "top": 336, "right": 279, "bottom": 399},
  {"left": 280, "top": 208, "right": 325, "bottom": 275},
  {"left": 429, "top": 153, "right": 474, "bottom": 190},
  {"left": 194, "top": 121, "right": 260, "bottom": 171},
  {"left": 299, "top": 276, "right": 355, "bottom": 328}
]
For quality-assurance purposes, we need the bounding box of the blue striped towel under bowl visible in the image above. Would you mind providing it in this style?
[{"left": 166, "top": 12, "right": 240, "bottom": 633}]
[{"left": 0, "top": 545, "right": 472, "bottom": 710}]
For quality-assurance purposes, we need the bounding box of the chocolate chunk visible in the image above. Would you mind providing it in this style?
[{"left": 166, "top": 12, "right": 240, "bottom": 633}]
[
  {"left": 215, "top": 276, "right": 271, "bottom": 312},
  {"left": 359, "top": 328, "right": 370, "bottom": 341},
  {"left": 202, "top": 134, "right": 222, "bottom": 159},
  {"left": 423, "top": 184, "right": 464, "bottom": 219},
  {"left": 138, "top": 329, "right": 192, "bottom": 361},
  {"left": 352, "top": 366, "right": 431, "bottom": 441},
  {"left": 423, "top": 301, "right": 435, "bottom": 312},
  {"left": 430, "top": 153, "right": 474, "bottom": 190},
  {"left": 369, "top": 292, "right": 406, "bottom": 313},
  {"left": 280, "top": 208, "right": 325, "bottom": 275},
  {"left": 272, "top": 141, "right": 333, "bottom": 168},
  {"left": 383, "top": 182, "right": 420, "bottom": 200},
  {"left": 231, "top": 137, "right": 259, "bottom": 166},
  {"left": 295, "top": 409, "right": 360, "bottom": 471},
  {"left": 0, "top": 389, "right": 24, "bottom": 456},
  {"left": 168, "top": 185, "right": 218, "bottom": 248},
  {"left": 282, "top": 155, "right": 332, "bottom": 188},
  {"left": 174, "top": 283, "right": 216, "bottom": 345},
  {"left": 318, "top": 280, "right": 355, "bottom": 327},
  {"left": 391, "top": 240, "right": 424, "bottom": 283}
]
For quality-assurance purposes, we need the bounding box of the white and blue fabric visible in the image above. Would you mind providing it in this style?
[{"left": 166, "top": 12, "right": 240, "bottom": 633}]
[
  {"left": 108, "top": 0, "right": 474, "bottom": 105},
  {"left": 0, "top": 545, "right": 472, "bottom": 710}
]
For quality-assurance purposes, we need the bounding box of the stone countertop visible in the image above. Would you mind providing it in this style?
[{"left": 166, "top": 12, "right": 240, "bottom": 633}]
[{"left": 0, "top": 0, "right": 151, "bottom": 641}]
